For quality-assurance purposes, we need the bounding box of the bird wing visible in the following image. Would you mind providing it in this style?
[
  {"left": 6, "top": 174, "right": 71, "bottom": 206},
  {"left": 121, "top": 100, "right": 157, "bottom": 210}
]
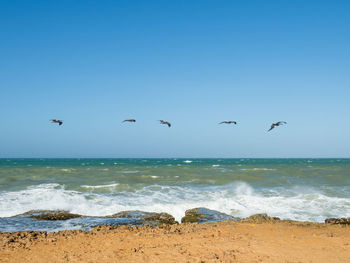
[
  {"left": 219, "top": 121, "right": 225, "bottom": 124},
  {"left": 167, "top": 122, "right": 171, "bottom": 127},
  {"left": 268, "top": 124, "right": 275, "bottom": 131}
]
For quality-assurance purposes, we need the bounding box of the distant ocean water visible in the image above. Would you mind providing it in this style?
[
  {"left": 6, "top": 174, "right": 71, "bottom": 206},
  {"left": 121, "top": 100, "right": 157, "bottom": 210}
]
[{"left": 1, "top": 158, "right": 350, "bottom": 232}]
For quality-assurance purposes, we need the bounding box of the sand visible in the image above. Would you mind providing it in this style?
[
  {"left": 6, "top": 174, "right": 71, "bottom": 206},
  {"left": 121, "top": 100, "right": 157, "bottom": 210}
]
[{"left": 1, "top": 220, "right": 350, "bottom": 263}]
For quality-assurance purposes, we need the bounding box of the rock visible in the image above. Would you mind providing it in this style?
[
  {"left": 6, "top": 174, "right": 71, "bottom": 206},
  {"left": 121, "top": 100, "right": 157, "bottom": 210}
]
[
  {"left": 242, "top": 213, "right": 280, "bottom": 222},
  {"left": 325, "top": 217, "right": 350, "bottom": 224},
  {"left": 181, "top": 208, "right": 239, "bottom": 223},
  {"left": 27, "top": 210, "right": 83, "bottom": 221},
  {"left": 107, "top": 211, "right": 177, "bottom": 227},
  {"left": 143, "top": 212, "right": 177, "bottom": 226}
]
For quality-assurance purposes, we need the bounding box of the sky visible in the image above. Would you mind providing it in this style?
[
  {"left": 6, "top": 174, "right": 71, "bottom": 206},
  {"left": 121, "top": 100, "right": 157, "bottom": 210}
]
[{"left": 1, "top": 0, "right": 349, "bottom": 158}]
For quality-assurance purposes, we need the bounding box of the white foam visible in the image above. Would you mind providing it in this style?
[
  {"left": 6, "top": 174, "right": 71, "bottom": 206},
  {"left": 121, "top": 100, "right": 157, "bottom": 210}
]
[
  {"left": 212, "top": 165, "right": 220, "bottom": 167},
  {"left": 1, "top": 182, "right": 350, "bottom": 223},
  {"left": 184, "top": 160, "right": 192, "bottom": 163},
  {"left": 81, "top": 183, "right": 119, "bottom": 189},
  {"left": 240, "top": 168, "right": 276, "bottom": 171},
  {"left": 60, "top": 168, "right": 75, "bottom": 172},
  {"left": 118, "top": 170, "right": 139, "bottom": 174}
]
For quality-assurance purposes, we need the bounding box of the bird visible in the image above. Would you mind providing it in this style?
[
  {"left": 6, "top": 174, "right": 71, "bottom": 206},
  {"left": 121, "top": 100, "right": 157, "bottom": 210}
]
[
  {"left": 50, "top": 119, "right": 63, "bottom": 126},
  {"left": 122, "top": 119, "right": 136, "bottom": 123},
  {"left": 219, "top": 121, "right": 237, "bottom": 125},
  {"left": 159, "top": 120, "right": 171, "bottom": 127},
  {"left": 268, "top": 121, "right": 287, "bottom": 131}
]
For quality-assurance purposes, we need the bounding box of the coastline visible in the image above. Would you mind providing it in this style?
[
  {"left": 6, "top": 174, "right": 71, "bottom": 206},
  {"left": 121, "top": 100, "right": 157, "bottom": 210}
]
[{"left": 1, "top": 220, "right": 350, "bottom": 263}]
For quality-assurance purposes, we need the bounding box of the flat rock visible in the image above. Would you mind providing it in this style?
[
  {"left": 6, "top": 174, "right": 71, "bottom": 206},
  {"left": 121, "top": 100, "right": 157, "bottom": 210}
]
[
  {"left": 181, "top": 207, "right": 239, "bottom": 223},
  {"left": 20, "top": 210, "right": 83, "bottom": 221},
  {"left": 241, "top": 213, "right": 280, "bottom": 223},
  {"left": 107, "top": 211, "right": 177, "bottom": 227}
]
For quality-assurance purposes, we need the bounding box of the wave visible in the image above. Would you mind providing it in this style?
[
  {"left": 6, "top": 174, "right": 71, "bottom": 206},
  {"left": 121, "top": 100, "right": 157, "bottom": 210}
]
[
  {"left": 81, "top": 183, "right": 120, "bottom": 189},
  {"left": 60, "top": 168, "right": 76, "bottom": 173},
  {"left": 117, "top": 170, "right": 139, "bottom": 174},
  {"left": 0, "top": 182, "right": 350, "bottom": 224},
  {"left": 240, "top": 168, "right": 277, "bottom": 171}
]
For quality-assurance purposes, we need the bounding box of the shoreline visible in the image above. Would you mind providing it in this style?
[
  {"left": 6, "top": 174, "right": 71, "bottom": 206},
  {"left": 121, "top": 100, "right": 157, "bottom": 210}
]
[{"left": 1, "top": 220, "right": 350, "bottom": 263}]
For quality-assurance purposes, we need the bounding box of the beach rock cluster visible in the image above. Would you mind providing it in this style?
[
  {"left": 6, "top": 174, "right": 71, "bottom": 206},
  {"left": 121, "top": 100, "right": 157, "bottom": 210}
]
[
  {"left": 325, "top": 217, "right": 350, "bottom": 224},
  {"left": 5, "top": 208, "right": 285, "bottom": 233}
]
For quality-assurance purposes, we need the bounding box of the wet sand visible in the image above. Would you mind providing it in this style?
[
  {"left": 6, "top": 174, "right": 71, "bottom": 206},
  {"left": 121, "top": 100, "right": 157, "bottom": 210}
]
[{"left": 1, "top": 220, "right": 350, "bottom": 263}]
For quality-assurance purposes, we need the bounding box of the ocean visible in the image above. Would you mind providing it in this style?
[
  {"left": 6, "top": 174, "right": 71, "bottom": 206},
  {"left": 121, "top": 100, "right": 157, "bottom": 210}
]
[{"left": 1, "top": 158, "right": 349, "bottom": 232}]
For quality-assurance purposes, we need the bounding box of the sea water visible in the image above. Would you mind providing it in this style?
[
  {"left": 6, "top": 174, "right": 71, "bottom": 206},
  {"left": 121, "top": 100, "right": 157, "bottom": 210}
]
[{"left": 1, "top": 158, "right": 350, "bottom": 232}]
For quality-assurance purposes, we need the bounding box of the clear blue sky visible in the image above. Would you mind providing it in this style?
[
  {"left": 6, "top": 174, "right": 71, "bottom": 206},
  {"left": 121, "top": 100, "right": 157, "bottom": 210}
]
[{"left": 1, "top": 0, "right": 349, "bottom": 158}]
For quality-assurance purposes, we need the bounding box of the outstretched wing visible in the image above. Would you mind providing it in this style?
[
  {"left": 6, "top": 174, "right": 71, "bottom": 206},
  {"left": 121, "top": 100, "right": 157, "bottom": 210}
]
[{"left": 268, "top": 124, "right": 275, "bottom": 131}]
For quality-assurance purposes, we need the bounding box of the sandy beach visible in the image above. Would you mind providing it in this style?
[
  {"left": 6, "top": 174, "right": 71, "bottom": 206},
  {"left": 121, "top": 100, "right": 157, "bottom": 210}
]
[{"left": 1, "top": 220, "right": 350, "bottom": 263}]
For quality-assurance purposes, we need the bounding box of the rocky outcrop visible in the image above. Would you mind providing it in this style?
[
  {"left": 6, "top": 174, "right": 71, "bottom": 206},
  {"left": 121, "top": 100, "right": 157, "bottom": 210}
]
[
  {"left": 325, "top": 217, "right": 350, "bottom": 224},
  {"left": 22, "top": 210, "right": 83, "bottom": 220},
  {"left": 241, "top": 213, "right": 280, "bottom": 223},
  {"left": 107, "top": 211, "right": 177, "bottom": 227},
  {"left": 181, "top": 208, "right": 239, "bottom": 223}
]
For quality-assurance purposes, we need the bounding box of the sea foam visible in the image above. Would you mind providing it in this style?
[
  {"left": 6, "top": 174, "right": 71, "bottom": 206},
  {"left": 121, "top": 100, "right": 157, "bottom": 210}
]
[{"left": 1, "top": 182, "right": 349, "bottom": 223}]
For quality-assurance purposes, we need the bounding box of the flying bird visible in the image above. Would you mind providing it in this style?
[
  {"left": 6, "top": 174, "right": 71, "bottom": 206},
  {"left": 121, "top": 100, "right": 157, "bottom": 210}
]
[
  {"left": 122, "top": 119, "right": 136, "bottom": 123},
  {"left": 268, "top": 121, "right": 287, "bottom": 131},
  {"left": 159, "top": 120, "right": 171, "bottom": 127},
  {"left": 219, "top": 121, "right": 237, "bottom": 125},
  {"left": 50, "top": 119, "right": 63, "bottom": 126}
]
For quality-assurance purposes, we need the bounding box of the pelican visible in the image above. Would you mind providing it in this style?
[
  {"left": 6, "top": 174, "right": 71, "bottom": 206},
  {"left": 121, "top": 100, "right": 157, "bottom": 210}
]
[
  {"left": 159, "top": 120, "right": 171, "bottom": 127},
  {"left": 219, "top": 121, "right": 237, "bottom": 125},
  {"left": 122, "top": 119, "right": 136, "bottom": 123},
  {"left": 50, "top": 119, "right": 63, "bottom": 126},
  {"left": 268, "top": 121, "right": 287, "bottom": 131}
]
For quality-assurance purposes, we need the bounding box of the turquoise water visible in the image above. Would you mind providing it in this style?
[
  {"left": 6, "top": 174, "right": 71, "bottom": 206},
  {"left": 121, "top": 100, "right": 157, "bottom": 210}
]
[{"left": 1, "top": 158, "right": 350, "bottom": 231}]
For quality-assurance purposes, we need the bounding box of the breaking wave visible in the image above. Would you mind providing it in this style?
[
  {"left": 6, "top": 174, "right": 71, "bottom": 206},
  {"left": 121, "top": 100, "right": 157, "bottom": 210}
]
[{"left": 1, "top": 182, "right": 349, "bottom": 224}]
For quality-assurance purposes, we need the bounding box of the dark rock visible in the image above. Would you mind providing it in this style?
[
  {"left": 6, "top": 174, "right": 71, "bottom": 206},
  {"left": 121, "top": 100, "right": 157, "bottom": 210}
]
[
  {"left": 107, "top": 210, "right": 177, "bottom": 227},
  {"left": 143, "top": 212, "right": 177, "bottom": 226},
  {"left": 28, "top": 210, "right": 83, "bottom": 221},
  {"left": 181, "top": 207, "right": 239, "bottom": 223},
  {"left": 325, "top": 217, "right": 350, "bottom": 224},
  {"left": 242, "top": 213, "right": 280, "bottom": 222}
]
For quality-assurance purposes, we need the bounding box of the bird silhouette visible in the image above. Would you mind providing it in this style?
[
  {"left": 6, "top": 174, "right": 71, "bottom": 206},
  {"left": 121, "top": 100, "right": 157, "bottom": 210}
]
[
  {"left": 50, "top": 119, "right": 63, "bottom": 126},
  {"left": 159, "top": 120, "right": 171, "bottom": 127},
  {"left": 122, "top": 119, "right": 136, "bottom": 123},
  {"left": 219, "top": 121, "right": 237, "bottom": 125},
  {"left": 268, "top": 121, "right": 287, "bottom": 131}
]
